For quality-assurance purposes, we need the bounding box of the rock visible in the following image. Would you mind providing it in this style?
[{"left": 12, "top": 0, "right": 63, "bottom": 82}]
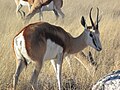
[{"left": 92, "top": 70, "right": 120, "bottom": 90}]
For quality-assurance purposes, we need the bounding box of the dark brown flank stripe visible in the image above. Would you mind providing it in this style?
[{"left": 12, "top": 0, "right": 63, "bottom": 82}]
[
  {"left": 23, "top": 0, "right": 53, "bottom": 6},
  {"left": 22, "top": 22, "right": 70, "bottom": 60},
  {"left": 45, "top": 32, "right": 65, "bottom": 49}
]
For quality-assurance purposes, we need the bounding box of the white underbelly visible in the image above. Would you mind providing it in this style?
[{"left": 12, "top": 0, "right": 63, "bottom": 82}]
[
  {"left": 43, "top": 39, "right": 63, "bottom": 60},
  {"left": 20, "top": 0, "right": 29, "bottom": 6},
  {"left": 41, "top": 1, "right": 54, "bottom": 11}
]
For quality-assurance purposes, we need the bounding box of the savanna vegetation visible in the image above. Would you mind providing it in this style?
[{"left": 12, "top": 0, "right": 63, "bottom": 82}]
[{"left": 1, "top": 0, "right": 120, "bottom": 90}]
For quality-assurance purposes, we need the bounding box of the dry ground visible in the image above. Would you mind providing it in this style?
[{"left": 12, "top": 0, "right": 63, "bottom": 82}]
[{"left": 1, "top": 0, "right": 120, "bottom": 90}]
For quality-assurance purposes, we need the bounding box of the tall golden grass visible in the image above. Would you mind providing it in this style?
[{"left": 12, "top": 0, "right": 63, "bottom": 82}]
[{"left": 1, "top": 0, "right": 120, "bottom": 90}]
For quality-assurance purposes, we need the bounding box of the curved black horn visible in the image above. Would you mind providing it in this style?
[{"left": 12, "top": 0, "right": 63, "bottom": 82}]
[
  {"left": 96, "top": 7, "right": 99, "bottom": 29},
  {"left": 89, "top": 8, "right": 95, "bottom": 27}
]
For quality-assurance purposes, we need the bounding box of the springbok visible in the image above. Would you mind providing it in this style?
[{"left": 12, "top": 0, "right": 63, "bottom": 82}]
[
  {"left": 15, "top": 0, "right": 60, "bottom": 20},
  {"left": 13, "top": 8, "right": 101, "bottom": 90},
  {"left": 22, "top": 0, "right": 64, "bottom": 23},
  {"left": 15, "top": 0, "right": 31, "bottom": 18}
]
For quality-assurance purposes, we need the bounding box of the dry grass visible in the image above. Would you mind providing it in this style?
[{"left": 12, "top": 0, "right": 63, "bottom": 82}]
[{"left": 1, "top": 0, "right": 120, "bottom": 90}]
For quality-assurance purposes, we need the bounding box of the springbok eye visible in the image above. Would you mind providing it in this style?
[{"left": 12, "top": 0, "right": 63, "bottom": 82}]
[{"left": 90, "top": 33, "right": 93, "bottom": 37}]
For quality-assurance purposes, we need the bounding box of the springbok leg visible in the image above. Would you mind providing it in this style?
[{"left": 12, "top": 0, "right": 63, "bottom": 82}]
[
  {"left": 56, "top": 53, "right": 64, "bottom": 90},
  {"left": 13, "top": 59, "right": 26, "bottom": 90},
  {"left": 30, "top": 61, "right": 43, "bottom": 90}
]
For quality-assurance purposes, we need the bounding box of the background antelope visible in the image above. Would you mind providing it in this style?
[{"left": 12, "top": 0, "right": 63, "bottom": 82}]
[
  {"left": 23, "top": 0, "right": 64, "bottom": 23},
  {"left": 15, "top": 0, "right": 64, "bottom": 22},
  {"left": 15, "top": 0, "right": 60, "bottom": 20},
  {"left": 13, "top": 8, "right": 101, "bottom": 90},
  {"left": 15, "top": 0, "right": 31, "bottom": 18}
]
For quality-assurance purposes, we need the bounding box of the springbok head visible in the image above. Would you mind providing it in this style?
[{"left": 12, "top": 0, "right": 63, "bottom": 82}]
[{"left": 81, "top": 8, "right": 102, "bottom": 51}]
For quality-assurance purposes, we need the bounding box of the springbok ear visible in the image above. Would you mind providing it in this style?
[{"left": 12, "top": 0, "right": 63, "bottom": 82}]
[{"left": 81, "top": 16, "right": 86, "bottom": 27}]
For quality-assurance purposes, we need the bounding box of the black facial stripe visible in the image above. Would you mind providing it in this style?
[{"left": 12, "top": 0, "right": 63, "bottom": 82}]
[
  {"left": 90, "top": 32, "right": 93, "bottom": 37},
  {"left": 92, "top": 38, "right": 97, "bottom": 47},
  {"left": 90, "top": 32, "right": 97, "bottom": 47},
  {"left": 93, "top": 27, "right": 96, "bottom": 30}
]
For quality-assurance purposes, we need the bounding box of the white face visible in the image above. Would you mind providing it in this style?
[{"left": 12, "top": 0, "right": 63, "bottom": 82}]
[
  {"left": 80, "top": 8, "right": 101, "bottom": 51},
  {"left": 86, "top": 30, "right": 102, "bottom": 51}
]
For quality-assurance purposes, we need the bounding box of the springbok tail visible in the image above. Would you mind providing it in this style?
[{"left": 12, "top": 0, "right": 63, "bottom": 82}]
[{"left": 21, "top": 55, "right": 28, "bottom": 68}]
